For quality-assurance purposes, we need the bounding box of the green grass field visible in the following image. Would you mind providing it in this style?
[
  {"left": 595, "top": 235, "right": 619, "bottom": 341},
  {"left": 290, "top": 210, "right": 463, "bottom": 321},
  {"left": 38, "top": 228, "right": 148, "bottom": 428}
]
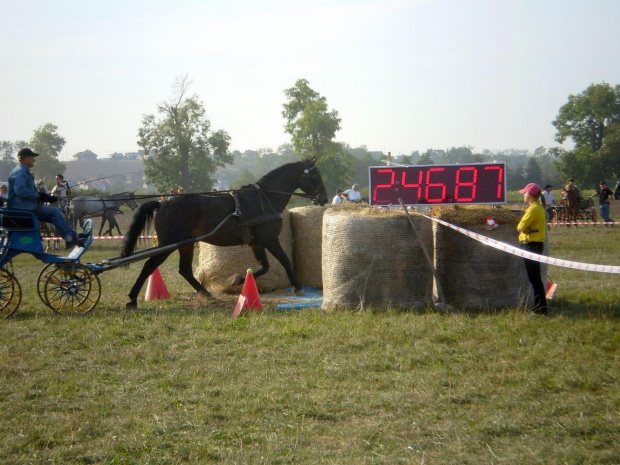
[{"left": 1, "top": 204, "right": 619, "bottom": 464}]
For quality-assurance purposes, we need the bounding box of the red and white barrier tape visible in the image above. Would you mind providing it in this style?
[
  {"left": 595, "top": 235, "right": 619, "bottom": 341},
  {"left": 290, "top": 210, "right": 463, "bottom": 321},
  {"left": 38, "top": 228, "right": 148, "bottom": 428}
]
[
  {"left": 427, "top": 216, "right": 620, "bottom": 274},
  {"left": 550, "top": 221, "right": 620, "bottom": 226}
]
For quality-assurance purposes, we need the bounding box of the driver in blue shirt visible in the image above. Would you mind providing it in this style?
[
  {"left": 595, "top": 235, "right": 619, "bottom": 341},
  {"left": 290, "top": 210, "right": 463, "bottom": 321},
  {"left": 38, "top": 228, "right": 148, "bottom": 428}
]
[{"left": 8, "top": 148, "right": 85, "bottom": 249}]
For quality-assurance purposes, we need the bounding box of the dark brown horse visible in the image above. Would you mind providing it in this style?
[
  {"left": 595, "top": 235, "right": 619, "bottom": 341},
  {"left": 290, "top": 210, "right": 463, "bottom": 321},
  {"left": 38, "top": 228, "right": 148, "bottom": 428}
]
[
  {"left": 120, "top": 158, "right": 328, "bottom": 308},
  {"left": 561, "top": 184, "right": 581, "bottom": 225}
]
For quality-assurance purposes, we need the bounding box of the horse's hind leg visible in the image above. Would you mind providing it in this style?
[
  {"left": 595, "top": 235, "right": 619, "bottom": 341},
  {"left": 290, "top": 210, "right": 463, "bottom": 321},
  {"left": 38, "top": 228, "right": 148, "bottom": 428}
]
[
  {"left": 126, "top": 251, "right": 173, "bottom": 308},
  {"left": 177, "top": 244, "right": 215, "bottom": 300}
]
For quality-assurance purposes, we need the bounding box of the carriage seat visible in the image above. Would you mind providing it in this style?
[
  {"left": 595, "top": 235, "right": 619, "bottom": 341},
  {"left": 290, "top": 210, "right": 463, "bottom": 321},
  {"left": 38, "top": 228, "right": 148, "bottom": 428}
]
[{"left": 0, "top": 209, "right": 38, "bottom": 230}]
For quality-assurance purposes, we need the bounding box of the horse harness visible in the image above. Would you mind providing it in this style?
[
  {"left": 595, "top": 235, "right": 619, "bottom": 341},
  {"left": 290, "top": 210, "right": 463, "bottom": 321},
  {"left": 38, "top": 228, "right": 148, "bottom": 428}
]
[{"left": 229, "top": 185, "right": 283, "bottom": 244}]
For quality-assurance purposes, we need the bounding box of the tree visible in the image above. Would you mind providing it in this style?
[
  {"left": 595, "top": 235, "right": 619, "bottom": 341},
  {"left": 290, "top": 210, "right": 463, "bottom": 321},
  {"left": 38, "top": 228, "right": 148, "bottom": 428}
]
[
  {"left": 343, "top": 144, "right": 379, "bottom": 191},
  {"left": 417, "top": 152, "right": 434, "bottom": 165},
  {"left": 525, "top": 157, "right": 543, "bottom": 186},
  {"left": 231, "top": 168, "right": 256, "bottom": 189},
  {"left": 28, "top": 124, "right": 67, "bottom": 182},
  {"left": 282, "top": 79, "right": 353, "bottom": 192},
  {"left": 552, "top": 83, "right": 620, "bottom": 186},
  {"left": 139, "top": 76, "right": 233, "bottom": 192}
]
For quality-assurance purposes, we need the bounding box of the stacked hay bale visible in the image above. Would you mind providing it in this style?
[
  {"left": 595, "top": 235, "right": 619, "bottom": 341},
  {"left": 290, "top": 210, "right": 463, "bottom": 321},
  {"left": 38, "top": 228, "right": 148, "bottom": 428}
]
[
  {"left": 322, "top": 204, "right": 433, "bottom": 310},
  {"left": 431, "top": 205, "right": 548, "bottom": 310},
  {"left": 289, "top": 205, "right": 331, "bottom": 288},
  {"left": 197, "top": 209, "right": 293, "bottom": 293}
]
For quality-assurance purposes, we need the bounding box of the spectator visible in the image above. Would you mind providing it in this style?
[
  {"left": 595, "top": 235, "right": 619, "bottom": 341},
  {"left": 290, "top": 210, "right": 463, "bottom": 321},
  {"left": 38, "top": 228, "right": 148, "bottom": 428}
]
[
  {"left": 332, "top": 188, "right": 344, "bottom": 204},
  {"left": 589, "top": 181, "right": 614, "bottom": 226},
  {"left": 0, "top": 184, "right": 8, "bottom": 207},
  {"left": 345, "top": 184, "right": 362, "bottom": 202},
  {"left": 541, "top": 184, "right": 558, "bottom": 222},
  {"left": 516, "top": 182, "right": 547, "bottom": 315}
]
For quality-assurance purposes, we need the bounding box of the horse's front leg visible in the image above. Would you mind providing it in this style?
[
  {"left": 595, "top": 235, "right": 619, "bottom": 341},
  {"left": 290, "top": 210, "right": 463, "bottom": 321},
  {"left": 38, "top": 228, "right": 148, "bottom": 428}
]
[
  {"left": 177, "top": 244, "right": 215, "bottom": 301},
  {"left": 260, "top": 240, "right": 304, "bottom": 295}
]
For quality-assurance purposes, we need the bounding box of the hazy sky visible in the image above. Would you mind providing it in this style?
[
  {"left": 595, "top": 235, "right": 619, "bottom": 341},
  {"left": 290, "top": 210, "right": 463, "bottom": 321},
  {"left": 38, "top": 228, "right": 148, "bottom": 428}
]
[{"left": 2, "top": 0, "right": 619, "bottom": 161}]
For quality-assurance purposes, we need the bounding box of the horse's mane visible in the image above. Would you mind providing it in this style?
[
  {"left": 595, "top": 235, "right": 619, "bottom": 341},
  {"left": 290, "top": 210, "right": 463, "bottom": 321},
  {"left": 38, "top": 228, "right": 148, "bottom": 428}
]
[{"left": 242, "top": 160, "right": 305, "bottom": 189}]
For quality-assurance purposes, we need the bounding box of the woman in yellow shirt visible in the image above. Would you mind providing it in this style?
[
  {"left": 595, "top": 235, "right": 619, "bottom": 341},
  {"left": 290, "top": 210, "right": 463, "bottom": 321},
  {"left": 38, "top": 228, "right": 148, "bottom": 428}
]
[{"left": 517, "top": 183, "right": 547, "bottom": 315}]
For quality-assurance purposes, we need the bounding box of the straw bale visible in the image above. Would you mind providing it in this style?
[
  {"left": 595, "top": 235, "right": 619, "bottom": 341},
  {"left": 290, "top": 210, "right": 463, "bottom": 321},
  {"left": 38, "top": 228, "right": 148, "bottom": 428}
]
[
  {"left": 322, "top": 205, "right": 433, "bottom": 310},
  {"left": 432, "top": 206, "right": 548, "bottom": 309},
  {"left": 197, "top": 210, "right": 293, "bottom": 292},
  {"left": 289, "top": 205, "right": 332, "bottom": 288}
]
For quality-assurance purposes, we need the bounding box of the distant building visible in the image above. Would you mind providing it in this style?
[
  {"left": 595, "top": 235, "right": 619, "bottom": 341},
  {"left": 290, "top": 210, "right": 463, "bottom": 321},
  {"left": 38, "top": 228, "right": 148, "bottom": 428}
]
[{"left": 72, "top": 149, "right": 98, "bottom": 161}]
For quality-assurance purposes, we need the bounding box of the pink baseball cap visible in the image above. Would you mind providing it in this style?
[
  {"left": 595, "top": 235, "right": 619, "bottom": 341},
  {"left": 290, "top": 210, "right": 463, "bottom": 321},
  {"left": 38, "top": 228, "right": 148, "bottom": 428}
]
[{"left": 519, "top": 183, "right": 542, "bottom": 195}]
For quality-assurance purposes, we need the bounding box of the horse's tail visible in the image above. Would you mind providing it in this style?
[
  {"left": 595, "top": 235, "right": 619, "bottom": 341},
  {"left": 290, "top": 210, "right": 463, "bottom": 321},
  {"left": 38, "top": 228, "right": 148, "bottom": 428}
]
[{"left": 120, "top": 201, "right": 160, "bottom": 257}]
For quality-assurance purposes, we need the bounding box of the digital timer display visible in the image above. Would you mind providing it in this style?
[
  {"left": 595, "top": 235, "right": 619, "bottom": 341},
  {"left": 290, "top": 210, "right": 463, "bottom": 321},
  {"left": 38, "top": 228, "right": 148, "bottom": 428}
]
[{"left": 369, "top": 162, "right": 506, "bottom": 206}]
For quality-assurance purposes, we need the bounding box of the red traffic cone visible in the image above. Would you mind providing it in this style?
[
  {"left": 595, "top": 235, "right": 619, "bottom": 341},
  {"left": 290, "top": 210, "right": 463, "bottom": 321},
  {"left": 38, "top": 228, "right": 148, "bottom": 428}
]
[
  {"left": 233, "top": 269, "right": 262, "bottom": 317},
  {"left": 241, "top": 268, "right": 262, "bottom": 310},
  {"left": 145, "top": 268, "right": 170, "bottom": 301},
  {"left": 545, "top": 280, "right": 557, "bottom": 300}
]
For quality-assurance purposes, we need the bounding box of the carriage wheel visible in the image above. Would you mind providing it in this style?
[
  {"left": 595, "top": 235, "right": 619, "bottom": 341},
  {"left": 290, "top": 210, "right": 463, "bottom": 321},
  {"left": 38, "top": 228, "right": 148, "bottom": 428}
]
[
  {"left": 0, "top": 268, "right": 21, "bottom": 318},
  {"left": 43, "top": 264, "right": 101, "bottom": 314},
  {"left": 37, "top": 263, "right": 58, "bottom": 308}
]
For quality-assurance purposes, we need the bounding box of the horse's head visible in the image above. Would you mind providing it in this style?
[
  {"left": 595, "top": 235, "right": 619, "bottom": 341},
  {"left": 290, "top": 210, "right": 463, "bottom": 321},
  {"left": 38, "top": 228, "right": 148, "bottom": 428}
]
[
  {"left": 299, "top": 157, "right": 328, "bottom": 206},
  {"left": 125, "top": 192, "right": 139, "bottom": 211},
  {"left": 36, "top": 179, "right": 52, "bottom": 195}
]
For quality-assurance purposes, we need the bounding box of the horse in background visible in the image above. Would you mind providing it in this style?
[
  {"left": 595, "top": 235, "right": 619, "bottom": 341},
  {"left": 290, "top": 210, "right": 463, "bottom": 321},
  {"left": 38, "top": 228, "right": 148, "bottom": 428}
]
[
  {"left": 560, "top": 183, "right": 582, "bottom": 225},
  {"left": 70, "top": 192, "right": 139, "bottom": 235},
  {"left": 120, "top": 157, "right": 328, "bottom": 309},
  {"left": 35, "top": 179, "right": 61, "bottom": 250}
]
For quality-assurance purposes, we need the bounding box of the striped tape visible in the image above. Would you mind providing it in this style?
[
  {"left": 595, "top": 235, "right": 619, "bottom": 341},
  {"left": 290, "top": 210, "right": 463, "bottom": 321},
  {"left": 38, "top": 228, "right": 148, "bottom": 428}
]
[
  {"left": 426, "top": 215, "right": 620, "bottom": 274},
  {"left": 551, "top": 221, "right": 620, "bottom": 226}
]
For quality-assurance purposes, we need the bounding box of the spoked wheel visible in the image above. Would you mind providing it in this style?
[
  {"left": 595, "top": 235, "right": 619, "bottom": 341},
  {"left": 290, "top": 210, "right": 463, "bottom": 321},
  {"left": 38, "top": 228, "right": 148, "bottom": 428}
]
[
  {"left": 0, "top": 268, "right": 22, "bottom": 318},
  {"left": 43, "top": 264, "right": 101, "bottom": 314},
  {"left": 37, "top": 263, "right": 57, "bottom": 307}
]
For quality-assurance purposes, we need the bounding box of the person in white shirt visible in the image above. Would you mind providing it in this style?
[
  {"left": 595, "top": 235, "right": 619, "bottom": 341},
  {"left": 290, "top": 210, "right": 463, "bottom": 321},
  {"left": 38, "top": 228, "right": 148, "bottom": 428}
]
[
  {"left": 541, "top": 184, "right": 558, "bottom": 222},
  {"left": 51, "top": 174, "right": 72, "bottom": 219},
  {"left": 345, "top": 184, "right": 362, "bottom": 202},
  {"left": 332, "top": 188, "right": 344, "bottom": 204}
]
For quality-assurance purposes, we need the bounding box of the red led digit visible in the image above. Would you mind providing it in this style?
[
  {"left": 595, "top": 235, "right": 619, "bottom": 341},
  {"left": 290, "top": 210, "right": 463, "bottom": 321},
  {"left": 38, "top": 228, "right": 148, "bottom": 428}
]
[
  {"left": 454, "top": 167, "right": 478, "bottom": 201},
  {"left": 425, "top": 167, "right": 446, "bottom": 203},
  {"left": 372, "top": 168, "right": 396, "bottom": 203},
  {"left": 401, "top": 169, "right": 423, "bottom": 200},
  {"left": 484, "top": 165, "right": 504, "bottom": 199}
]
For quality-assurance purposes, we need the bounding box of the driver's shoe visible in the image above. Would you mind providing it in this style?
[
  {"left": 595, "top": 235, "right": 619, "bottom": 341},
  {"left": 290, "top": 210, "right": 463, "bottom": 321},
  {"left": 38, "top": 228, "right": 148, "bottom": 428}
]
[{"left": 66, "top": 235, "right": 86, "bottom": 249}]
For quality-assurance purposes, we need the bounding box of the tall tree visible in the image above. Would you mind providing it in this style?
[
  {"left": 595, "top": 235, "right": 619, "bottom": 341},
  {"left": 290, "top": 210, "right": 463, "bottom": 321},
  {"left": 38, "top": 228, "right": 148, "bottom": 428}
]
[
  {"left": 552, "top": 83, "right": 620, "bottom": 186},
  {"left": 0, "top": 141, "right": 17, "bottom": 180},
  {"left": 139, "top": 76, "right": 233, "bottom": 192},
  {"left": 282, "top": 79, "right": 353, "bottom": 192},
  {"left": 29, "top": 123, "right": 67, "bottom": 182},
  {"left": 525, "top": 157, "right": 543, "bottom": 186}
]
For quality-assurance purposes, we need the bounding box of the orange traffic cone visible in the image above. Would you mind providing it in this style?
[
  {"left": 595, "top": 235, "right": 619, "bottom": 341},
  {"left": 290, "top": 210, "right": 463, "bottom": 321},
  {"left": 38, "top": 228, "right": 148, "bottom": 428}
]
[
  {"left": 145, "top": 268, "right": 170, "bottom": 301},
  {"left": 232, "top": 269, "right": 262, "bottom": 317}
]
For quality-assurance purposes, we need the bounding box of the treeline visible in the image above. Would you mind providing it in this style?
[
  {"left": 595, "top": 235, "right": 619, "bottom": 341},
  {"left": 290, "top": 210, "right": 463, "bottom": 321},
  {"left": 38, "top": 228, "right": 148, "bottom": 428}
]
[{"left": 217, "top": 144, "right": 563, "bottom": 194}]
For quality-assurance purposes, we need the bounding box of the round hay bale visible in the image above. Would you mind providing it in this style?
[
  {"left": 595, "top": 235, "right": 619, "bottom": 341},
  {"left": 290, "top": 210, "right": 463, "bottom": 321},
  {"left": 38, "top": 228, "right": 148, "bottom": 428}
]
[
  {"left": 197, "top": 210, "right": 293, "bottom": 293},
  {"left": 432, "top": 205, "right": 548, "bottom": 310},
  {"left": 321, "top": 205, "right": 433, "bottom": 310},
  {"left": 289, "top": 205, "right": 332, "bottom": 288}
]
